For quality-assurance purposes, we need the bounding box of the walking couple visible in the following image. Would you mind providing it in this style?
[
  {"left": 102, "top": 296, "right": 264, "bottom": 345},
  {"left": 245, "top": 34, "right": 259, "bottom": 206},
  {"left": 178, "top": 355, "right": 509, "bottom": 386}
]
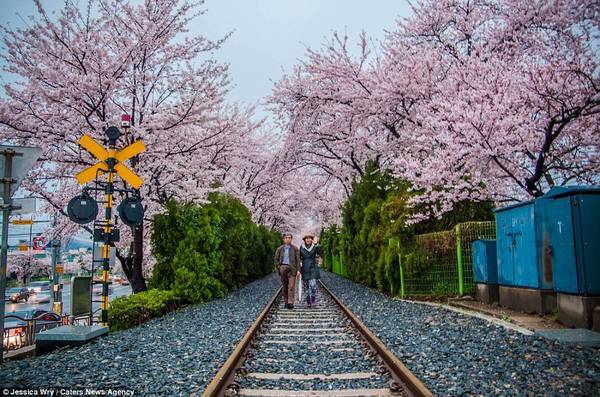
[{"left": 274, "top": 232, "right": 321, "bottom": 309}]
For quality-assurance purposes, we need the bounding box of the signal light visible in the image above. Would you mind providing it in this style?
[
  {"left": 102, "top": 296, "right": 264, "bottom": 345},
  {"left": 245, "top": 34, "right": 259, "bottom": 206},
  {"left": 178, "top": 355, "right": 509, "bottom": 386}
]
[
  {"left": 121, "top": 114, "right": 131, "bottom": 128},
  {"left": 117, "top": 196, "right": 144, "bottom": 226},
  {"left": 105, "top": 126, "right": 121, "bottom": 143},
  {"left": 67, "top": 193, "right": 99, "bottom": 224}
]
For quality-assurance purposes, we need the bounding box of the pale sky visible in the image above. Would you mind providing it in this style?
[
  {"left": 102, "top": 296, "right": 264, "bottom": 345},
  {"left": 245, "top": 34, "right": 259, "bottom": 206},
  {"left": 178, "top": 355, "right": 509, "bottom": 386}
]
[{"left": 0, "top": 0, "right": 412, "bottom": 117}]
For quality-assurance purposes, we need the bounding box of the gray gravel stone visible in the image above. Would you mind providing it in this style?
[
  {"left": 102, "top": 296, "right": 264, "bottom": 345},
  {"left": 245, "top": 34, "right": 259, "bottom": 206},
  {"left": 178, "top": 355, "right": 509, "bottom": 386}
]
[
  {"left": 321, "top": 271, "right": 600, "bottom": 396},
  {"left": 0, "top": 273, "right": 280, "bottom": 395},
  {"left": 237, "top": 287, "right": 392, "bottom": 392}
]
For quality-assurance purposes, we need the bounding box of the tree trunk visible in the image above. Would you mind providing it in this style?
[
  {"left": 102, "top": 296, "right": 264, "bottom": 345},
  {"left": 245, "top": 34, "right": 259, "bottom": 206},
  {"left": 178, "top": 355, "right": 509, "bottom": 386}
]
[
  {"left": 131, "top": 223, "right": 147, "bottom": 293},
  {"left": 117, "top": 223, "right": 147, "bottom": 293}
]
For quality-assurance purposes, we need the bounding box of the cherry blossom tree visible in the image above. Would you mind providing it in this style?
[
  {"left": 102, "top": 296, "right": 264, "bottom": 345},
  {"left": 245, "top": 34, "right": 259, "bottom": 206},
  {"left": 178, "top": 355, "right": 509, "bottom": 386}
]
[
  {"left": 0, "top": 0, "right": 262, "bottom": 291},
  {"left": 267, "top": 33, "right": 386, "bottom": 197},
  {"left": 269, "top": 0, "right": 600, "bottom": 224},
  {"left": 7, "top": 252, "right": 50, "bottom": 283},
  {"left": 382, "top": 0, "right": 600, "bottom": 217},
  {"left": 224, "top": 127, "right": 345, "bottom": 234}
]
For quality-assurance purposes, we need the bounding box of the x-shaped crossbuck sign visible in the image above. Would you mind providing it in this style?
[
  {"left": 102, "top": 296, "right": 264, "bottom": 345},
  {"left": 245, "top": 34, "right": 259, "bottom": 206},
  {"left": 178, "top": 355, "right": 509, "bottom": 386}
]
[{"left": 76, "top": 134, "right": 145, "bottom": 189}]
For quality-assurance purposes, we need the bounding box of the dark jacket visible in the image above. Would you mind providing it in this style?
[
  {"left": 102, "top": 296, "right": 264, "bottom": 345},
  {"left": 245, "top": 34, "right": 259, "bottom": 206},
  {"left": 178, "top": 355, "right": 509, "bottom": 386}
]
[
  {"left": 300, "top": 243, "right": 321, "bottom": 280},
  {"left": 274, "top": 244, "right": 300, "bottom": 275}
]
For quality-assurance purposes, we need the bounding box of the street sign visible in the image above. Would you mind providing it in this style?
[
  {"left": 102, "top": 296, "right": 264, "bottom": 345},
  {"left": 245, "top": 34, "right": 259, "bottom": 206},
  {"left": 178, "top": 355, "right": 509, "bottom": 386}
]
[
  {"left": 56, "top": 265, "right": 64, "bottom": 274},
  {"left": 18, "top": 243, "right": 28, "bottom": 251},
  {"left": 34, "top": 253, "right": 46, "bottom": 259},
  {"left": 12, "top": 219, "right": 33, "bottom": 225},
  {"left": 75, "top": 134, "right": 145, "bottom": 188},
  {"left": 32, "top": 236, "right": 46, "bottom": 250},
  {"left": 0, "top": 146, "right": 42, "bottom": 199}
]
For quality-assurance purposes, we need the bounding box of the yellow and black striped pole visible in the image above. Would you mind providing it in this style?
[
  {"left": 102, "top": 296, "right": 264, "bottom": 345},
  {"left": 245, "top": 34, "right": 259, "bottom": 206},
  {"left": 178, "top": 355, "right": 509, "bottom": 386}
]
[{"left": 100, "top": 127, "right": 120, "bottom": 325}]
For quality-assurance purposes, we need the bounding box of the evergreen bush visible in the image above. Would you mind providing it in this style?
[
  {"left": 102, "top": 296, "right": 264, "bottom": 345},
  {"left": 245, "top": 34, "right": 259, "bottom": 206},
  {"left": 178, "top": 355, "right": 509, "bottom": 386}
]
[
  {"left": 323, "top": 162, "right": 494, "bottom": 297},
  {"left": 109, "top": 193, "right": 280, "bottom": 331},
  {"left": 108, "top": 289, "right": 182, "bottom": 331}
]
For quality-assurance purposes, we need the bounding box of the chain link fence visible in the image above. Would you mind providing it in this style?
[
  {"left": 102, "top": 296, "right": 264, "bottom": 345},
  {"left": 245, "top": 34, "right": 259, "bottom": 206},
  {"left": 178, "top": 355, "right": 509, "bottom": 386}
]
[
  {"left": 402, "top": 221, "right": 496, "bottom": 297},
  {"left": 327, "top": 221, "right": 496, "bottom": 298}
]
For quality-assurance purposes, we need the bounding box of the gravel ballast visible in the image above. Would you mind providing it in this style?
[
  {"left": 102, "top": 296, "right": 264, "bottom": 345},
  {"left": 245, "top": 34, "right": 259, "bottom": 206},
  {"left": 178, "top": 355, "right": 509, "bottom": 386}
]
[
  {"left": 321, "top": 271, "right": 600, "bottom": 396},
  {"left": 0, "top": 273, "right": 280, "bottom": 395},
  {"left": 237, "top": 287, "right": 393, "bottom": 393}
]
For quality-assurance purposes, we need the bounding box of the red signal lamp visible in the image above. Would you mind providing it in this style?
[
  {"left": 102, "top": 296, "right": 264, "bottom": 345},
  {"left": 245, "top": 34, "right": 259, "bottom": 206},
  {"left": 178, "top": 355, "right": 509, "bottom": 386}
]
[{"left": 121, "top": 114, "right": 131, "bottom": 128}]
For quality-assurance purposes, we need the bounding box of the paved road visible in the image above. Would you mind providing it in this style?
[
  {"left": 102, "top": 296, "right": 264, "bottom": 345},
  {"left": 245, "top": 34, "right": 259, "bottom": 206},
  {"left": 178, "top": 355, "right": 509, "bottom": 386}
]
[{"left": 4, "top": 283, "right": 132, "bottom": 320}]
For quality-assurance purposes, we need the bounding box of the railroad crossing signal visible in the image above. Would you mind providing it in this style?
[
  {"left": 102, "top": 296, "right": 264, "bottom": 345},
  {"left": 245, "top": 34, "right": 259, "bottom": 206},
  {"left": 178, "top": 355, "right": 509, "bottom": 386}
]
[
  {"left": 75, "top": 133, "right": 145, "bottom": 188},
  {"left": 69, "top": 125, "right": 145, "bottom": 326}
]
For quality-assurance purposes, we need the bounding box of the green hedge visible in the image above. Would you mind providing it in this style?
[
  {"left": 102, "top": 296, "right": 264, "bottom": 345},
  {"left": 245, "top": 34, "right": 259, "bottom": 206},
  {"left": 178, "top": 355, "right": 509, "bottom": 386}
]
[
  {"left": 108, "top": 289, "right": 182, "bottom": 331},
  {"left": 108, "top": 192, "right": 280, "bottom": 331},
  {"left": 320, "top": 161, "right": 494, "bottom": 296},
  {"left": 148, "top": 192, "right": 280, "bottom": 303}
]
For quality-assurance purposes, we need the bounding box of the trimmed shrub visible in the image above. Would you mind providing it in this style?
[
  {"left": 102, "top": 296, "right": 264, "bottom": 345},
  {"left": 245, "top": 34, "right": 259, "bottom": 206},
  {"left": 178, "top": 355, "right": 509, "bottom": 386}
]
[
  {"left": 149, "top": 193, "right": 279, "bottom": 304},
  {"left": 108, "top": 289, "right": 182, "bottom": 331}
]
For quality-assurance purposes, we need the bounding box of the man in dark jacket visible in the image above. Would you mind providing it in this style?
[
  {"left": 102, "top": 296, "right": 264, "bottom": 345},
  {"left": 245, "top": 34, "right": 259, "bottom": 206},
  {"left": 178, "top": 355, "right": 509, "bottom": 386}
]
[{"left": 274, "top": 233, "right": 300, "bottom": 309}]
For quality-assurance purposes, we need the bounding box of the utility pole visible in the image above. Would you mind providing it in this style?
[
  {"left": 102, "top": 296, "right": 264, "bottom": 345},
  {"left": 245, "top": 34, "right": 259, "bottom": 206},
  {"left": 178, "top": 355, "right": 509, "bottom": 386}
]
[
  {"left": 0, "top": 149, "right": 18, "bottom": 365},
  {"left": 50, "top": 221, "right": 62, "bottom": 314},
  {"left": 0, "top": 145, "right": 41, "bottom": 364}
]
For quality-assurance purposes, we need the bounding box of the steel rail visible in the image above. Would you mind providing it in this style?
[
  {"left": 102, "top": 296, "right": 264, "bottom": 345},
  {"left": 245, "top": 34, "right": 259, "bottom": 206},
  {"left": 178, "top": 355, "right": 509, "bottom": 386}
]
[
  {"left": 201, "top": 287, "right": 282, "bottom": 397},
  {"left": 319, "top": 280, "right": 433, "bottom": 397},
  {"left": 202, "top": 281, "right": 432, "bottom": 397}
]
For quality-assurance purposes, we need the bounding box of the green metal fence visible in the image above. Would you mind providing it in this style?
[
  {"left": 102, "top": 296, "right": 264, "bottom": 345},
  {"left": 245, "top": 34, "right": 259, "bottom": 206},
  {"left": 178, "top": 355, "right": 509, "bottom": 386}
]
[
  {"left": 398, "top": 221, "right": 496, "bottom": 298},
  {"left": 328, "top": 220, "right": 495, "bottom": 298}
]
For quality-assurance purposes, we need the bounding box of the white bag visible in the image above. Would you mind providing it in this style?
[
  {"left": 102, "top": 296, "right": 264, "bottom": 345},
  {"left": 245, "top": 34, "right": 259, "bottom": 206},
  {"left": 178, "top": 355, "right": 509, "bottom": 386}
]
[{"left": 295, "top": 272, "right": 303, "bottom": 303}]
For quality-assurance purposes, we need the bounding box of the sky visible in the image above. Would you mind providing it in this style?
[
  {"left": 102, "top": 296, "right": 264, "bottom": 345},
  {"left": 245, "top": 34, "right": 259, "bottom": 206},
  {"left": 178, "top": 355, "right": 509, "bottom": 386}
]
[
  {"left": 0, "top": 0, "right": 412, "bottom": 117},
  {"left": 0, "top": 0, "right": 412, "bottom": 245}
]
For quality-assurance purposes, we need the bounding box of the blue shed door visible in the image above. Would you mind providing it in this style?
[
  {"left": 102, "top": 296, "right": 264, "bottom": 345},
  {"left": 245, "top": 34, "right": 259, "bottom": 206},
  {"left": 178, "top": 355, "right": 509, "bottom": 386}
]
[
  {"left": 546, "top": 198, "right": 578, "bottom": 294},
  {"left": 576, "top": 195, "right": 600, "bottom": 294},
  {"left": 511, "top": 205, "right": 539, "bottom": 288},
  {"left": 497, "top": 216, "right": 515, "bottom": 285}
]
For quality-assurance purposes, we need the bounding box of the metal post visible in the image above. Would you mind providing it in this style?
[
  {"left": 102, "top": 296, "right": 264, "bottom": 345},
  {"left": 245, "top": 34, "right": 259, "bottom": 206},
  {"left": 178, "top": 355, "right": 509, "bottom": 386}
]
[
  {"left": 0, "top": 150, "right": 15, "bottom": 364},
  {"left": 396, "top": 240, "right": 405, "bottom": 299},
  {"left": 100, "top": 128, "right": 120, "bottom": 326},
  {"left": 29, "top": 220, "right": 33, "bottom": 251},
  {"left": 456, "top": 224, "right": 464, "bottom": 296},
  {"left": 51, "top": 239, "right": 62, "bottom": 314}
]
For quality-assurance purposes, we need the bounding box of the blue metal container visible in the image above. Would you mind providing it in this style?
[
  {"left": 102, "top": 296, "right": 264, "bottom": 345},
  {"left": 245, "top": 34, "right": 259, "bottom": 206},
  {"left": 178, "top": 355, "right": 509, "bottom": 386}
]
[
  {"left": 542, "top": 186, "right": 600, "bottom": 295},
  {"left": 472, "top": 239, "right": 497, "bottom": 284},
  {"left": 495, "top": 200, "right": 552, "bottom": 289}
]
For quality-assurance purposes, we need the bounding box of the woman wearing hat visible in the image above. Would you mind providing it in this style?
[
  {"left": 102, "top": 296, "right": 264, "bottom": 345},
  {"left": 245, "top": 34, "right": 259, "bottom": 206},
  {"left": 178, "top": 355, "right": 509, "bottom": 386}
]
[{"left": 299, "top": 233, "right": 321, "bottom": 307}]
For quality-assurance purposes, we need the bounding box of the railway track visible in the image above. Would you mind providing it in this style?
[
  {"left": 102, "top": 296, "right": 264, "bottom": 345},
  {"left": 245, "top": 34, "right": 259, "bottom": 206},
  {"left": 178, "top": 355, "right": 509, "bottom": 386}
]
[{"left": 202, "top": 281, "right": 432, "bottom": 397}]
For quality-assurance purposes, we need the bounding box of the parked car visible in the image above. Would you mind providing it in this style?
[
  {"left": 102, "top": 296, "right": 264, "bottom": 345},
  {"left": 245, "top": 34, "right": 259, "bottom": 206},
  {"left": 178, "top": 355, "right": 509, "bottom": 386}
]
[
  {"left": 29, "top": 291, "right": 51, "bottom": 304},
  {"left": 3, "top": 309, "right": 63, "bottom": 350},
  {"left": 5, "top": 287, "right": 30, "bottom": 303},
  {"left": 28, "top": 280, "right": 51, "bottom": 294}
]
